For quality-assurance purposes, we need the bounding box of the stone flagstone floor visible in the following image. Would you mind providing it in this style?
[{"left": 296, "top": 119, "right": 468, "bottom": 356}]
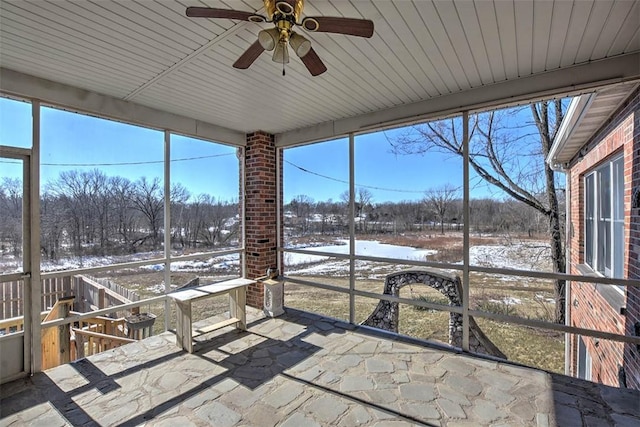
[{"left": 1, "top": 308, "right": 639, "bottom": 426}]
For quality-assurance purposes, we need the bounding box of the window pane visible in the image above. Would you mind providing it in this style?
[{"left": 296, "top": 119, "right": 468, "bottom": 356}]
[
  {"left": 584, "top": 174, "right": 594, "bottom": 267},
  {"left": 613, "top": 157, "right": 624, "bottom": 221},
  {"left": 1, "top": 163, "right": 24, "bottom": 275},
  {"left": 169, "top": 135, "right": 239, "bottom": 254},
  {"left": 0, "top": 97, "right": 32, "bottom": 149},
  {"left": 598, "top": 164, "right": 611, "bottom": 220},
  {"left": 354, "top": 128, "right": 462, "bottom": 259},
  {"left": 597, "top": 164, "right": 611, "bottom": 275},
  {"left": 577, "top": 336, "right": 591, "bottom": 380},
  {"left": 40, "top": 107, "right": 165, "bottom": 270},
  {"left": 613, "top": 221, "right": 624, "bottom": 278},
  {"left": 283, "top": 139, "right": 349, "bottom": 249},
  {"left": 597, "top": 216, "right": 610, "bottom": 275}
]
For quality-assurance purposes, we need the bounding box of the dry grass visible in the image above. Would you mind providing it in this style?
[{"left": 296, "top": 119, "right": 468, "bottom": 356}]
[
  {"left": 284, "top": 232, "right": 564, "bottom": 374},
  {"left": 285, "top": 278, "right": 563, "bottom": 373},
  {"left": 92, "top": 232, "right": 563, "bottom": 374}
]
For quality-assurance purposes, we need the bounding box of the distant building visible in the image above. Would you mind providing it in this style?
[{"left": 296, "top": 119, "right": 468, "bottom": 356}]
[{"left": 548, "top": 84, "right": 640, "bottom": 390}]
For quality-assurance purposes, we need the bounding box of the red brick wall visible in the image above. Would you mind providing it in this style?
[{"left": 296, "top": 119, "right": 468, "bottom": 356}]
[
  {"left": 240, "top": 131, "right": 283, "bottom": 309},
  {"left": 625, "top": 89, "right": 640, "bottom": 390},
  {"left": 567, "top": 88, "right": 640, "bottom": 389}
]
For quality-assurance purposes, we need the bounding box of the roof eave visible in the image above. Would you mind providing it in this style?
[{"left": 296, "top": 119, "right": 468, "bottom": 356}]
[{"left": 546, "top": 93, "right": 596, "bottom": 171}]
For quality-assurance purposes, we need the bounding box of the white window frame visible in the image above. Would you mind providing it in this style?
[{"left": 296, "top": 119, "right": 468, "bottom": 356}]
[
  {"left": 577, "top": 336, "right": 592, "bottom": 381},
  {"left": 584, "top": 155, "right": 625, "bottom": 286}
]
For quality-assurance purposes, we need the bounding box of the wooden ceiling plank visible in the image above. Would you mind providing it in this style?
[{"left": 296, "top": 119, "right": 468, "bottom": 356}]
[
  {"left": 474, "top": 0, "right": 505, "bottom": 83},
  {"left": 514, "top": 0, "right": 534, "bottom": 77},
  {"left": 559, "top": 0, "right": 594, "bottom": 67},
  {"left": 531, "top": 0, "right": 553, "bottom": 74},
  {"left": 414, "top": 1, "right": 467, "bottom": 92},
  {"left": 370, "top": 0, "right": 439, "bottom": 96},
  {"left": 17, "top": 0, "right": 181, "bottom": 68},
  {"left": 608, "top": 1, "right": 640, "bottom": 55},
  {"left": 0, "top": 20, "right": 157, "bottom": 85},
  {"left": 454, "top": 1, "right": 494, "bottom": 86},
  {"left": 590, "top": 0, "right": 634, "bottom": 59},
  {"left": 1, "top": 3, "right": 168, "bottom": 71},
  {"left": 575, "top": 0, "right": 616, "bottom": 63},
  {"left": 494, "top": 0, "right": 518, "bottom": 79},
  {"left": 544, "top": 0, "right": 573, "bottom": 70},
  {"left": 433, "top": 0, "right": 481, "bottom": 88}
]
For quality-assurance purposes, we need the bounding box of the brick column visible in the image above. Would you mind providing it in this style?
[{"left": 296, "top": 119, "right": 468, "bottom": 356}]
[{"left": 241, "top": 131, "right": 283, "bottom": 309}]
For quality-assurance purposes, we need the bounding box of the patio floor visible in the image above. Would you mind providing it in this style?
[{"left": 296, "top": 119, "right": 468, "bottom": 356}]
[{"left": 1, "top": 308, "right": 639, "bottom": 427}]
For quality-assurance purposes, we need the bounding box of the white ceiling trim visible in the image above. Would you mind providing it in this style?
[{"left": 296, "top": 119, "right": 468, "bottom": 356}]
[
  {"left": 123, "top": 3, "right": 268, "bottom": 102},
  {"left": 123, "top": 22, "right": 250, "bottom": 101},
  {"left": 275, "top": 53, "right": 640, "bottom": 147},
  {"left": 0, "top": 67, "right": 246, "bottom": 146}
]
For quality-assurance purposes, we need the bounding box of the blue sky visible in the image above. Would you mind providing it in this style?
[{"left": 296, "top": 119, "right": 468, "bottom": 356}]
[
  {"left": 1, "top": 98, "right": 240, "bottom": 202},
  {"left": 2, "top": 96, "right": 494, "bottom": 204},
  {"left": 284, "top": 132, "right": 468, "bottom": 203}
]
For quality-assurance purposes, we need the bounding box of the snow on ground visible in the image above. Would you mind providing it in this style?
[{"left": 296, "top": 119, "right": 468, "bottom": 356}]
[
  {"left": 2, "top": 240, "right": 551, "bottom": 280},
  {"left": 287, "top": 240, "right": 436, "bottom": 265},
  {"left": 285, "top": 240, "right": 436, "bottom": 277},
  {"left": 0, "top": 251, "right": 241, "bottom": 274},
  {"left": 469, "top": 243, "right": 551, "bottom": 271},
  {"left": 490, "top": 297, "right": 522, "bottom": 305},
  {"left": 286, "top": 240, "right": 551, "bottom": 278},
  {"left": 145, "top": 254, "right": 239, "bottom": 273}
]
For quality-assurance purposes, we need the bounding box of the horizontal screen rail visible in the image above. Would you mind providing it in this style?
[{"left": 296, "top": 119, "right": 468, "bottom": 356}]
[
  {"left": 283, "top": 275, "right": 639, "bottom": 347},
  {"left": 281, "top": 248, "right": 640, "bottom": 287},
  {"left": 40, "top": 248, "right": 244, "bottom": 280}
]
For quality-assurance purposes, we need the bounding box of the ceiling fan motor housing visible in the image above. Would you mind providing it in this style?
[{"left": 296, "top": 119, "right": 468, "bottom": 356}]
[{"left": 265, "top": 0, "right": 304, "bottom": 21}]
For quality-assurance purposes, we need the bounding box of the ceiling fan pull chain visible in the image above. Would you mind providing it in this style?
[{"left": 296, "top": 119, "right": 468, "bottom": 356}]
[{"left": 282, "top": 63, "right": 286, "bottom": 76}]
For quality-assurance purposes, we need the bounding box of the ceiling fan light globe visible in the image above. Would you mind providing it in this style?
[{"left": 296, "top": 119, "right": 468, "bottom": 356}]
[
  {"left": 272, "top": 42, "right": 290, "bottom": 64},
  {"left": 289, "top": 32, "right": 311, "bottom": 57},
  {"left": 258, "top": 28, "right": 279, "bottom": 51}
]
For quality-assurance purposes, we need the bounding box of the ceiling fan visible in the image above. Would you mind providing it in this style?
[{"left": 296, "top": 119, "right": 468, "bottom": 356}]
[{"left": 186, "top": 0, "right": 374, "bottom": 76}]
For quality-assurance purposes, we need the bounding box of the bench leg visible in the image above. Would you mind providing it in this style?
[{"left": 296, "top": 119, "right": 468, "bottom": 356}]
[
  {"left": 175, "top": 300, "right": 194, "bottom": 353},
  {"left": 229, "top": 287, "right": 246, "bottom": 331}
]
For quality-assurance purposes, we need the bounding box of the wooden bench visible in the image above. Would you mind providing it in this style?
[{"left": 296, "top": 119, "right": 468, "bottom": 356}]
[{"left": 169, "top": 278, "right": 255, "bottom": 353}]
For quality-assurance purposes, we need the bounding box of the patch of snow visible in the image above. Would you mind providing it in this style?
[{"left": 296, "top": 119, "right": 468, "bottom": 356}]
[
  {"left": 285, "top": 240, "right": 437, "bottom": 276},
  {"left": 286, "top": 240, "right": 436, "bottom": 267},
  {"left": 469, "top": 243, "right": 551, "bottom": 271},
  {"left": 490, "top": 297, "right": 522, "bottom": 305}
]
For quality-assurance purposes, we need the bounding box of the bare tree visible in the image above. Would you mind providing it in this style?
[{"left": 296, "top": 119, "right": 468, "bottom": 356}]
[
  {"left": 424, "top": 184, "right": 459, "bottom": 234},
  {"left": 391, "top": 101, "right": 566, "bottom": 323},
  {"left": 0, "top": 178, "right": 22, "bottom": 256},
  {"left": 341, "top": 188, "right": 374, "bottom": 233},
  {"left": 109, "top": 176, "right": 137, "bottom": 248},
  {"left": 288, "top": 194, "right": 314, "bottom": 235},
  {"left": 46, "top": 170, "right": 94, "bottom": 255},
  {"left": 131, "top": 177, "right": 164, "bottom": 249}
]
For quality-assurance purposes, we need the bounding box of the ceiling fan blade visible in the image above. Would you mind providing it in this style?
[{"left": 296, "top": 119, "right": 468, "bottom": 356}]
[
  {"left": 233, "top": 41, "right": 266, "bottom": 69},
  {"left": 301, "top": 16, "right": 374, "bottom": 38},
  {"left": 186, "top": 7, "right": 265, "bottom": 22},
  {"left": 300, "top": 47, "right": 327, "bottom": 76}
]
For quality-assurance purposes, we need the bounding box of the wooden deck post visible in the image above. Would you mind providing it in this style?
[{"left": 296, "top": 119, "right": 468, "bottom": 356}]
[{"left": 41, "top": 296, "right": 75, "bottom": 370}]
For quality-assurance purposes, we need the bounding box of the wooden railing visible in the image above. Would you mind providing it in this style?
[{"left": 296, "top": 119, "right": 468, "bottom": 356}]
[
  {"left": 1, "top": 299, "right": 143, "bottom": 369},
  {"left": 0, "top": 274, "right": 140, "bottom": 321},
  {"left": 0, "top": 311, "right": 48, "bottom": 335},
  {"left": 0, "top": 311, "right": 128, "bottom": 336},
  {"left": 76, "top": 314, "right": 127, "bottom": 338},
  {"left": 72, "top": 329, "right": 135, "bottom": 359}
]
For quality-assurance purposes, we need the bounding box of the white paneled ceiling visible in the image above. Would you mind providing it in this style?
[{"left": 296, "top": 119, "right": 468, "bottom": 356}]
[{"left": 1, "top": 0, "right": 639, "bottom": 146}]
